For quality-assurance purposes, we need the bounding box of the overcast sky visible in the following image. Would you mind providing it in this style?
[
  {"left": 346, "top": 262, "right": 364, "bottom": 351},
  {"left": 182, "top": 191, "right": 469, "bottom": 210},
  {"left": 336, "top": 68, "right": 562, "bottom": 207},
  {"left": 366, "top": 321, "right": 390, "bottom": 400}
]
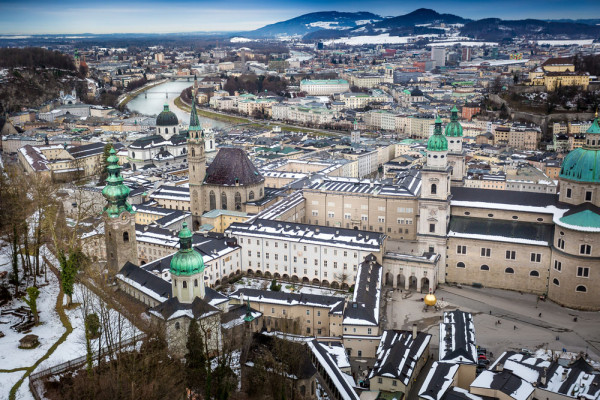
[{"left": 1, "top": 0, "right": 599, "bottom": 34}]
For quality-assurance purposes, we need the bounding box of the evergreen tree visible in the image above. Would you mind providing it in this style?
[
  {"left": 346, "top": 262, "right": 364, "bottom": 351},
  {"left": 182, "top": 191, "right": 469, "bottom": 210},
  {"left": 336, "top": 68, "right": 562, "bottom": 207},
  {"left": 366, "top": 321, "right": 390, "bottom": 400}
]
[
  {"left": 59, "top": 248, "right": 85, "bottom": 306},
  {"left": 24, "top": 286, "right": 40, "bottom": 325},
  {"left": 185, "top": 319, "right": 207, "bottom": 396}
]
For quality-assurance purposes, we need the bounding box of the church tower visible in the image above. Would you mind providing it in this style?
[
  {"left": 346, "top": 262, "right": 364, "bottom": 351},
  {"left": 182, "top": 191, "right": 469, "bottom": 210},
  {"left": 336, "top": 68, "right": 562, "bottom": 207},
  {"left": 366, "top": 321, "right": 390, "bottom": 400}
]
[
  {"left": 102, "top": 147, "right": 138, "bottom": 275},
  {"left": 170, "top": 222, "right": 205, "bottom": 302},
  {"left": 188, "top": 93, "right": 206, "bottom": 230},
  {"left": 418, "top": 116, "right": 451, "bottom": 283},
  {"left": 445, "top": 106, "right": 466, "bottom": 186}
]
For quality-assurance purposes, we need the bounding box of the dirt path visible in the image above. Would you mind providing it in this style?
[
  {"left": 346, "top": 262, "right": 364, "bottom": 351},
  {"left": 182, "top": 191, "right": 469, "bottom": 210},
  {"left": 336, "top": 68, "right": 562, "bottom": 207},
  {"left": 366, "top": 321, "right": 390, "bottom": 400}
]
[{"left": 8, "top": 256, "right": 73, "bottom": 400}]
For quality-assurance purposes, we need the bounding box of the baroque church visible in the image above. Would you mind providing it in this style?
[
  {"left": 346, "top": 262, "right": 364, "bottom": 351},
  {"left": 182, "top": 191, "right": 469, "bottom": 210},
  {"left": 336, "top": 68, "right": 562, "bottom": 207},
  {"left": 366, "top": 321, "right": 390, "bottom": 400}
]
[{"left": 127, "top": 102, "right": 215, "bottom": 171}]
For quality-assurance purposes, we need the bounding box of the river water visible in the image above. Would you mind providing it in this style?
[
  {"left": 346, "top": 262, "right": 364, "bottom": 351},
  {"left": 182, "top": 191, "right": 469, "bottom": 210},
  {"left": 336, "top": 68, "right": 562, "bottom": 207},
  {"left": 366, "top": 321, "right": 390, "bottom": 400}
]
[{"left": 126, "top": 79, "right": 230, "bottom": 130}]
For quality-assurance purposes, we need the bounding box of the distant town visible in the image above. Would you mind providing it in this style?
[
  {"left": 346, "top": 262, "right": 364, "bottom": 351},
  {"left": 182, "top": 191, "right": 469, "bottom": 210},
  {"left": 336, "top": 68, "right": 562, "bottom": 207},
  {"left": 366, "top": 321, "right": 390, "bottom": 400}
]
[{"left": 0, "top": 7, "right": 599, "bottom": 400}]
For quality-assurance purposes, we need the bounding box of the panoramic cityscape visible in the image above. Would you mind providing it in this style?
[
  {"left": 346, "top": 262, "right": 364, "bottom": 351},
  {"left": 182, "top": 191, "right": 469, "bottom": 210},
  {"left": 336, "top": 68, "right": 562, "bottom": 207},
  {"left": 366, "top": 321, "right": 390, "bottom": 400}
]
[{"left": 0, "top": 1, "right": 599, "bottom": 399}]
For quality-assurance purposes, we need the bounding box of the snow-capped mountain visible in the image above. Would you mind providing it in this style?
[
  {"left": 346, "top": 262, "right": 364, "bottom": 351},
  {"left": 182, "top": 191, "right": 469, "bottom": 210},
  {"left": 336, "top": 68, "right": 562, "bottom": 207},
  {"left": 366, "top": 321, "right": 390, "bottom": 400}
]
[{"left": 242, "top": 11, "right": 382, "bottom": 38}]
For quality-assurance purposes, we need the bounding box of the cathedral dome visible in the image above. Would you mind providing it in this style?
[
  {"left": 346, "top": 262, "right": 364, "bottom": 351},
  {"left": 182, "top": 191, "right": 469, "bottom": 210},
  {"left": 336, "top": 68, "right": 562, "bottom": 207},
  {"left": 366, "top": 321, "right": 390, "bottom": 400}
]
[
  {"left": 170, "top": 222, "right": 204, "bottom": 276},
  {"left": 411, "top": 87, "right": 423, "bottom": 97},
  {"left": 427, "top": 116, "right": 448, "bottom": 152},
  {"left": 559, "top": 114, "right": 600, "bottom": 183},
  {"left": 204, "top": 147, "right": 264, "bottom": 186},
  {"left": 445, "top": 106, "right": 463, "bottom": 137},
  {"left": 156, "top": 104, "right": 178, "bottom": 126}
]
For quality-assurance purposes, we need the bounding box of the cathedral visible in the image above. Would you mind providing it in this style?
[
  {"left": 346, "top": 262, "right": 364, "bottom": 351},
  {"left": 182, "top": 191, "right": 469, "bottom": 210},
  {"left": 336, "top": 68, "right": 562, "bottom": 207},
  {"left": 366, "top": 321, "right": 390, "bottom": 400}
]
[
  {"left": 187, "top": 93, "right": 265, "bottom": 230},
  {"left": 127, "top": 102, "right": 216, "bottom": 171}
]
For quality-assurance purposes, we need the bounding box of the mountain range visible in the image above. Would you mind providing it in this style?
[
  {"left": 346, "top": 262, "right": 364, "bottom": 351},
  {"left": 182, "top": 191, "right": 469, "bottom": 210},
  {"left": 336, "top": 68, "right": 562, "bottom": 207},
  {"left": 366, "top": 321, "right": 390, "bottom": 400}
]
[{"left": 240, "top": 8, "right": 600, "bottom": 42}]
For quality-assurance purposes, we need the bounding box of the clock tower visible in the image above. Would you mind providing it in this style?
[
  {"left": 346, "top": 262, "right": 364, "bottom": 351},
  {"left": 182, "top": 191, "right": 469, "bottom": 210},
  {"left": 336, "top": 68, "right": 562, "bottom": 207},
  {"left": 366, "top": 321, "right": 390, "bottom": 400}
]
[
  {"left": 188, "top": 92, "right": 206, "bottom": 230},
  {"left": 102, "top": 147, "right": 138, "bottom": 275}
]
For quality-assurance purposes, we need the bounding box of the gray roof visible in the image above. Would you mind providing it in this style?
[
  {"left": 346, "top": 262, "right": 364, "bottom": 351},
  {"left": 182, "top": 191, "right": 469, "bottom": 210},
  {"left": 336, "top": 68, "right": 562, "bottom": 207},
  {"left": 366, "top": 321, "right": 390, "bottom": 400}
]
[
  {"left": 369, "top": 329, "right": 432, "bottom": 385},
  {"left": 448, "top": 216, "right": 554, "bottom": 246},
  {"left": 439, "top": 310, "right": 477, "bottom": 364}
]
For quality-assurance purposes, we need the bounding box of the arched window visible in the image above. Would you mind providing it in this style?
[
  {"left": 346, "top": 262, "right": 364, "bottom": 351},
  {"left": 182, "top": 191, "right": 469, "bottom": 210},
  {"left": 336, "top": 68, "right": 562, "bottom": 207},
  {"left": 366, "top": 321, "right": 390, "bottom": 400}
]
[
  {"left": 191, "top": 148, "right": 195, "bottom": 157},
  {"left": 553, "top": 278, "right": 560, "bottom": 286},
  {"left": 221, "top": 191, "right": 227, "bottom": 210},
  {"left": 431, "top": 184, "right": 437, "bottom": 194},
  {"left": 259, "top": 188, "right": 263, "bottom": 197},
  {"left": 235, "top": 192, "right": 242, "bottom": 211},
  {"left": 457, "top": 262, "right": 465, "bottom": 268},
  {"left": 505, "top": 267, "right": 514, "bottom": 274},
  {"left": 182, "top": 281, "right": 187, "bottom": 289},
  {"left": 123, "top": 232, "right": 129, "bottom": 242},
  {"left": 576, "top": 285, "right": 587, "bottom": 292},
  {"left": 530, "top": 270, "right": 539, "bottom": 277},
  {"left": 165, "top": 128, "right": 169, "bottom": 134},
  {"left": 209, "top": 190, "right": 216, "bottom": 210},
  {"left": 175, "top": 322, "right": 180, "bottom": 330},
  {"left": 248, "top": 190, "right": 255, "bottom": 200},
  {"left": 480, "top": 265, "right": 489, "bottom": 271},
  {"left": 194, "top": 279, "right": 198, "bottom": 287},
  {"left": 131, "top": 151, "right": 135, "bottom": 159}
]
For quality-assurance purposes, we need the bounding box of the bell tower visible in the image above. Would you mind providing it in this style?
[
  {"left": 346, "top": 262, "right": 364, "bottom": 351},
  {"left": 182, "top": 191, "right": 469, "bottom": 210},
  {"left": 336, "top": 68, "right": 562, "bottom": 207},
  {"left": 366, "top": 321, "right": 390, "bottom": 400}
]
[
  {"left": 170, "top": 222, "right": 206, "bottom": 303},
  {"left": 445, "top": 106, "right": 465, "bottom": 186},
  {"left": 418, "top": 116, "right": 451, "bottom": 283},
  {"left": 188, "top": 93, "right": 206, "bottom": 231},
  {"left": 102, "top": 147, "right": 138, "bottom": 275}
]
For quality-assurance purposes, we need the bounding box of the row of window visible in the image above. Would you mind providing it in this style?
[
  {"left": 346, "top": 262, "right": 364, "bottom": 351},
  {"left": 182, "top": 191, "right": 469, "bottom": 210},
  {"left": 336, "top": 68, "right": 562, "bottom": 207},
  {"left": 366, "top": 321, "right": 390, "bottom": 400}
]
[
  {"left": 554, "top": 261, "right": 590, "bottom": 277},
  {"left": 247, "top": 262, "right": 356, "bottom": 273},
  {"left": 565, "top": 188, "right": 594, "bottom": 202},
  {"left": 557, "top": 238, "right": 592, "bottom": 255},
  {"left": 552, "top": 279, "right": 588, "bottom": 292},
  {"left": 462, "top": 211, "right": 544, "bottom": 222},
  {"left": 246, "top": 248, "right": 358, "bottom": 258},
  {"left": 455, "top": 262, "right": 539, "bottom": 275},
  {"left": 456, "top": 246, "right": 544, "bottom": 261}
]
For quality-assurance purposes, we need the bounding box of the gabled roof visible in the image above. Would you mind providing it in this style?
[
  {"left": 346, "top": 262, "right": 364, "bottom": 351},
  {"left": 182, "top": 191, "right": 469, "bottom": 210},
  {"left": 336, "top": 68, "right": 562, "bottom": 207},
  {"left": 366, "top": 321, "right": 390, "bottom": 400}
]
[
  {"left": 439, "top": 310, "right": 477, "bottom": 364},
  {"left": 150, "top": 296, "right": 219, "bottom": 321},
  {"left": 369, "top": 330, "right": 432, "bottom": 385}
]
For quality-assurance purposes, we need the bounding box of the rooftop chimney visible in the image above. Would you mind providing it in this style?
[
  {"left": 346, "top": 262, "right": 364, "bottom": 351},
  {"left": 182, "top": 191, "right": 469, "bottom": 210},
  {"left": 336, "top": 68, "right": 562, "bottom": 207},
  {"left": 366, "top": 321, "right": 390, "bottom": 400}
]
[{"left": 412, "top": 324, "right": 417, "bottom": 340}]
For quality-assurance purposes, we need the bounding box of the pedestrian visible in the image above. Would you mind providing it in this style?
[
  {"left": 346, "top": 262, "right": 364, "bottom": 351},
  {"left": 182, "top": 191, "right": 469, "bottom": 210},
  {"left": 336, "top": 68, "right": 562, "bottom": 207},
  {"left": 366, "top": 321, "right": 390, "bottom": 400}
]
[
  {"left": 539, "top": 313, "right": 542, "bottom": 317},
  {"left": 573, "top": 317, "right": 578, "bottom": 322},
  {"left": 514, "top": 325, "right": 517, "bottom": 330},
  {"left": 489, "top": 310, "right": 492, "bottom": 315}
]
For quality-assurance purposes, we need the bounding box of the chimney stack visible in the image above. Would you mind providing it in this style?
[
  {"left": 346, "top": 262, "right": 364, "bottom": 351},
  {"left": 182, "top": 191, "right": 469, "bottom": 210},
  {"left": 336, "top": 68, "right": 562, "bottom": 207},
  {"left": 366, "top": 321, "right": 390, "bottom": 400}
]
[{"left": 412, "top": 324, "right": 417, "bottom": 340}]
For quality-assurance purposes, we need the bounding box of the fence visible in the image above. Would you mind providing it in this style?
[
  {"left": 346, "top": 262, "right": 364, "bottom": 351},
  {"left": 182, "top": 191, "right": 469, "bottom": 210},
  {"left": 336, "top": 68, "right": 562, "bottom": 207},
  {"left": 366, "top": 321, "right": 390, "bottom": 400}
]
[{"left": 29, "top": 333, "right": 146, "bottom": 399}]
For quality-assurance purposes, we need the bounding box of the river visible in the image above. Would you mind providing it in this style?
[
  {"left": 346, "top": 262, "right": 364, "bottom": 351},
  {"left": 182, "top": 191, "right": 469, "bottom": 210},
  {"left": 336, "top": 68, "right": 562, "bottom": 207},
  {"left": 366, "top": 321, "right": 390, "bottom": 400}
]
[{"left": 126, "top": 79, "right": 230, "bottom": 130}]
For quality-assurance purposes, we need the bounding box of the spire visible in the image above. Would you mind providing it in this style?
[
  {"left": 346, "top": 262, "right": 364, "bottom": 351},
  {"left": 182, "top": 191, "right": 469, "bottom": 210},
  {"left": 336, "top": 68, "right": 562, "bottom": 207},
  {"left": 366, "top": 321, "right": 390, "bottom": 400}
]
[
  {"left": 244, "top": 298, "right": 255, "bottom": 322},
  {"left": 189, "top": 92, "right": 201, "bottom": 132},
  {"left": 102, "top": 147, "right": 134, "bottom": 217},
  {"left": 587, "top": 110, "right": 600, "bottom": 135},
  {"left": 178, "top": 222, "right": 193, "bottom": 250}
]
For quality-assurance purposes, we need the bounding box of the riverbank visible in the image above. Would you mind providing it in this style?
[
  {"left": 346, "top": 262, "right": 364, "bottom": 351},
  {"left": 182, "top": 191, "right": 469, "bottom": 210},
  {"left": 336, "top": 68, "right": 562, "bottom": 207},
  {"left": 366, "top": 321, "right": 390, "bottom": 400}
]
[
  {"left": 118, "top": 78, "right": 169, "bottom": 108},
  {"left": 174, "top": 95, "right": 337, "bottom": 137}
]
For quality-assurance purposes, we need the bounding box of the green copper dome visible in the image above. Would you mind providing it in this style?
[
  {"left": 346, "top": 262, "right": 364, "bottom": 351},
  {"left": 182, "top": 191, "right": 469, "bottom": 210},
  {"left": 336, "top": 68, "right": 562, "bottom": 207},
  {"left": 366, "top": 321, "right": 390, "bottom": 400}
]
[
  {"left": 170, "top": 222, "right": 204, "bottom": 276},
  {"left": 427, "top": 116, "right": 448, "bottom": 152},
  {"left": 102, "top": 147, "right": 134, "bottom": 217},
  {"left": 156, "top": 104, "right": 178, "bottom": 126},
  {"left": 559, "top": 114, "right": 600, "bottom": 183},
  {"left": 445, "top": 106, "right": 463, "bottom": 137}
]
